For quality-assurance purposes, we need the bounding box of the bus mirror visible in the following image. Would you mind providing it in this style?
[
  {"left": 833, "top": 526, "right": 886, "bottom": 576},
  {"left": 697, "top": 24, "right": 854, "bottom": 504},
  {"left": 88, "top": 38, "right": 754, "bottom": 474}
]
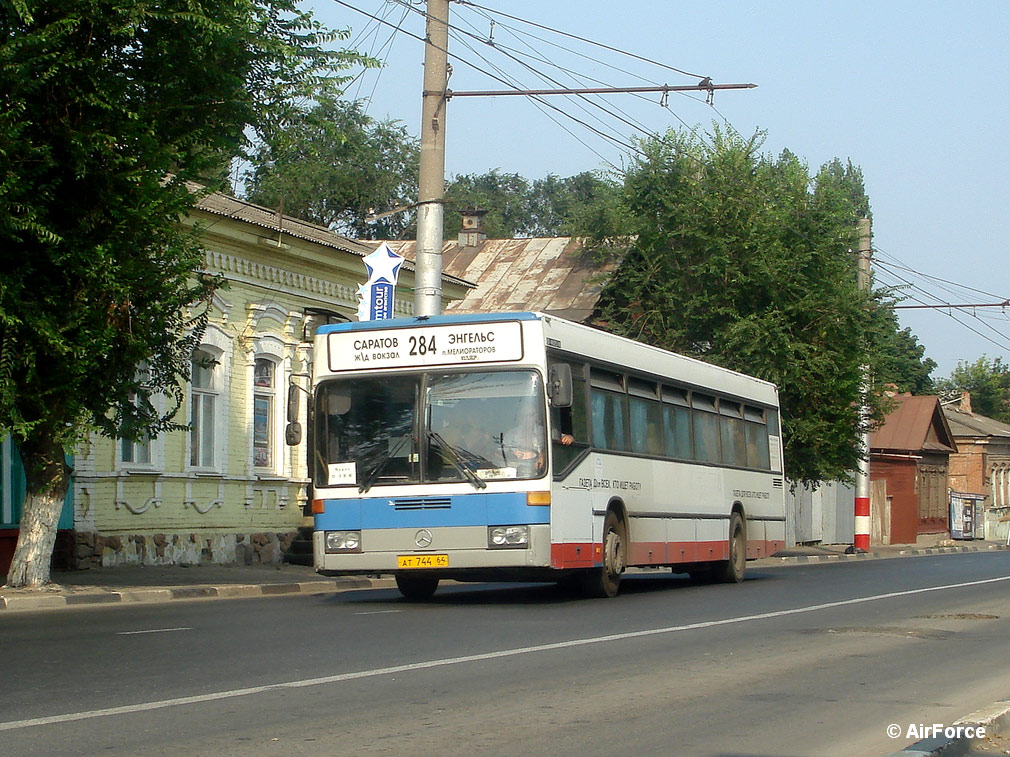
[
  {"left": 285, "top": 422, "right": 302, "bottom": 446},
  {"left": 548, "top": 363, "right": 573, "bottom": 408},
  {"left": 287, "top": 382, "right": 300, "bottom": 423}
]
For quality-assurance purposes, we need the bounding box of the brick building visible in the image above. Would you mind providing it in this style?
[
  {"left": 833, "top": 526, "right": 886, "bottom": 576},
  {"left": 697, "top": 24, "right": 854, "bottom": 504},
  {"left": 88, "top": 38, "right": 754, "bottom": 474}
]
[
  {"left": 869, "top": 394, "right": 956, "bottom": 544},
  {"left": 943, "top": 392, "right": 1010, "bottom": 542}
]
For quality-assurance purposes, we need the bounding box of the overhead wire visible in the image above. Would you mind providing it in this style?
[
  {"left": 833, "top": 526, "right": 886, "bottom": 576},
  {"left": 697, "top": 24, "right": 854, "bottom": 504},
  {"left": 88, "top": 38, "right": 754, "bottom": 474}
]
[
  {"left": 322, "top": 0, "right": 890, "bottom": 275},
  {"left": 331, "top": 0, "right": 720, "bottom": 174},
  {"left": 455, "top": 3, "right": 677, "bottom": 117},
  {"left": 443, "top": 25, "right": 631, "bottom": 169},
  {"left": 455, "top": 0, "right": 707, "bottom": 80},
  {"left": 445, "top": 22, "right": 647, "bottom": 151},
  {"left": 872, "top": 257, "right": 1010, "bottom": 353},
  {"left": 352, "top": 2, "right": 412, "bottom": 111},
  {"left": 391, "top": 0, "right": 648, "bottom": 161},
  {"left": 320, "top": 3, "right": 1010, "bottom": 366},
  {"left": 451, "top": 9, "right": 660, "bottom": 141}
]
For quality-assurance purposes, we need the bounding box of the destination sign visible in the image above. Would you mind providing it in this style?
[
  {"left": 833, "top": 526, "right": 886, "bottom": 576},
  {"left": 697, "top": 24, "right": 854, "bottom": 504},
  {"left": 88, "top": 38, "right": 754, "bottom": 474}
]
[{"left": 327, "top": 321, "right": 525, "bottom": 371}]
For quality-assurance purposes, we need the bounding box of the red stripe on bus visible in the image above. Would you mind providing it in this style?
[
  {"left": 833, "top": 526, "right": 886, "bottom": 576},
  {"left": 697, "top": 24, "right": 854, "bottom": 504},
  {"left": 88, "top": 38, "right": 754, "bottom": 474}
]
[{"left": 551, "top": 540, "right": 784, "bottom": 569}]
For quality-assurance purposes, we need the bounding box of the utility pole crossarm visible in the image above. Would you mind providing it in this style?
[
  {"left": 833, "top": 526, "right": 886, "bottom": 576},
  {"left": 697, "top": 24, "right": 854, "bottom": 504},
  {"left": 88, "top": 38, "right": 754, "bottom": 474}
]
[
  {"left": 894, "top": 301, "right": 1010, "bottom": 310},
  {"left": 442, "top": 82, "right": 757, "bottom": 98}
]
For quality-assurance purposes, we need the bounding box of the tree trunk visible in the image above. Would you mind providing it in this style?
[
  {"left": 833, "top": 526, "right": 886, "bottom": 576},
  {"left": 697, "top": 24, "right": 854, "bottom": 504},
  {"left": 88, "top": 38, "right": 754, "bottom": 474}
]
[{"left": 5, "top": 433, "right": 71, "bottom": 588}]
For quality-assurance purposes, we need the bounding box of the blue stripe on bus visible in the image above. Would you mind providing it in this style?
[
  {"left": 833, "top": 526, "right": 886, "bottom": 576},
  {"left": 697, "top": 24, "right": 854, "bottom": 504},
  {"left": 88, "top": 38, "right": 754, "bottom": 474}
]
[
  {"left": 314, "top": 491, "right": 549, "bottom": 531},
  {"left": 317, "top": 311, "right": 540, "bottom": 336}
]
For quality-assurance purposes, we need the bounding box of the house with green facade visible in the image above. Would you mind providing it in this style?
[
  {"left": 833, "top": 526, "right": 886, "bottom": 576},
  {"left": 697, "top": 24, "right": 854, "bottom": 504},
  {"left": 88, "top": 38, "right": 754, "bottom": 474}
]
[{"left": 1, "top": 192, "right": 470, "bottom": 573}]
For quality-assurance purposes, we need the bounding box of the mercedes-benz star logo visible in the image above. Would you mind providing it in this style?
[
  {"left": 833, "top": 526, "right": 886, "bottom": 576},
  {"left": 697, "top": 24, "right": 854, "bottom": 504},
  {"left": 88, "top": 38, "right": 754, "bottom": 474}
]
[{"left": 414, "top": 529, "right": 433, "bottom": 548}]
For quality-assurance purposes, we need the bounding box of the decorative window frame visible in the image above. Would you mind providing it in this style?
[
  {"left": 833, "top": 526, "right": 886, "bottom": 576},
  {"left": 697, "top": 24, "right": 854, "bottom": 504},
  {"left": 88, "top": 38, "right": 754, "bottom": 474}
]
[
  {"left": 115, "top": 362, "right": 164, "bottom": 473},
  {"left": 249, "top": 334, "right": 289, "bottom": 478},
  {"left": 186, "top": 324, "right": 232, "bottom": 475}
]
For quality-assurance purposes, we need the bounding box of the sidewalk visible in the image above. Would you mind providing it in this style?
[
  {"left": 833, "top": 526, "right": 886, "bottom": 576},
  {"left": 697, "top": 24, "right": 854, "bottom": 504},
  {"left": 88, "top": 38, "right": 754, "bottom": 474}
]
[
  {"left": 0, "top": 562, "right": 396, "bottom": 613},
  {"left": 766, "top": 532, "right": 1008, "bottom": 565},
  {"left": 1, "top": 534, "right": 1006, "bottom": 613}
]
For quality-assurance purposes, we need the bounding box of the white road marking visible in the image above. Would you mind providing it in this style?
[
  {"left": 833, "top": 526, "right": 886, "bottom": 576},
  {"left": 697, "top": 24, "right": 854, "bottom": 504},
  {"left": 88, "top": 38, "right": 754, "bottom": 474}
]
[
  {"left": 3, "top": 573, "right": 1009, "bottom": 732},
  {"left": 117, "top": 627, "right": 193, "bottom": 636},
  {"left": 353, "top": 610, "right": 403, "bottom": 616}
]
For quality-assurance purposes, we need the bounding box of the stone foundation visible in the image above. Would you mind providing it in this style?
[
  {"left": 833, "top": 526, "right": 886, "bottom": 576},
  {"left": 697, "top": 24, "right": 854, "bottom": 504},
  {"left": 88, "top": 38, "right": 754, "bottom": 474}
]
[{"left": 72, "top": 531, "right": 297, "bottom": 569}]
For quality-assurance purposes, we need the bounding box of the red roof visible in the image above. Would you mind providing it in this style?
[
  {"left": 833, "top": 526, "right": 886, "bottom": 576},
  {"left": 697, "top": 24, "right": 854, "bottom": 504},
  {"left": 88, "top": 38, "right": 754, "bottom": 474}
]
[{"left": 870, "top": 394, "right": 956, "bottom": 454}]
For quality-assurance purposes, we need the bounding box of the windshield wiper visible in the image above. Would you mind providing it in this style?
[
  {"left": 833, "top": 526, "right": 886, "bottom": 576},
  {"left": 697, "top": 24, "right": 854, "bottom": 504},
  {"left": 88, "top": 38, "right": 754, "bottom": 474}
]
[
  {"left": 358, "top": 436, "right": 409, "bottom": 493},
  {"left": 428, "top": 431, "right": 487, "bottom": 490}
]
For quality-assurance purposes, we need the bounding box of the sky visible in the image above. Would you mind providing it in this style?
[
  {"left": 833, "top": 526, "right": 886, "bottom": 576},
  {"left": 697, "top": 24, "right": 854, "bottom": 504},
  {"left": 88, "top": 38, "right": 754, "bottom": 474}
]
[{"left": 307, "top": 0, "right": 1010, "bottom": 379}]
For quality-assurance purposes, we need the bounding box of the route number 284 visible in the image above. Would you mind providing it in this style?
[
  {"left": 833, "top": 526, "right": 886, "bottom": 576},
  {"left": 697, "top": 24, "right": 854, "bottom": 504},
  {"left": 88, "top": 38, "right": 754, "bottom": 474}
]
[{"left": 409, "top": 334, "right": 436, "bottom": 356}]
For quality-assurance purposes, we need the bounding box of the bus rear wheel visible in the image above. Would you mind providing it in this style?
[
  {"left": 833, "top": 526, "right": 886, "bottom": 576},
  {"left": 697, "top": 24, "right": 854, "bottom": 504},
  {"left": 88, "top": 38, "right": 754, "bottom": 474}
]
[
  {"left": 716, "top": 512, "right": 746, "bottom": 583},
  {"left": 395, "top": 573, "right": 439, "bottom": 601},
  {"left": 583, "top": 510, "right": 626, "bottom": 598}
]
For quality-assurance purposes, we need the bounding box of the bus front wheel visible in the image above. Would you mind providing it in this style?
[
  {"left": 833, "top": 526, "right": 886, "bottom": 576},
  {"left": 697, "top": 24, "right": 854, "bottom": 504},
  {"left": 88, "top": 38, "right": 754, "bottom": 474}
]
[
  {"left": 395, "top": 573, "right": 439, "bottom": 601},
  {"left": 583, "top": 510, "right": 626, "bottom": 598},
  {"left": 717, "top": 512, "right": 746, "bottom": 583}
]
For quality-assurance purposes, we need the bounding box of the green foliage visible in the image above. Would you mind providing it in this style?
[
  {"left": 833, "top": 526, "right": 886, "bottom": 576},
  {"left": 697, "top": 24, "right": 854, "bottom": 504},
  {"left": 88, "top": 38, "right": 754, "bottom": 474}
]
[
  {"left": 867, "top": 303, "right": 936, "bottom": 395},
  {"left": 0, "top": 0, "right": 364, "bottom": 582},
  {"left": 444, "top": 169, "right": 623, "bottom": 239},
  {"left": 245, "top": 98, "right": 416, "bottom": 239},
  {"left": 935, "top": 356, "right": 1010, "bottom": 423},
  {"left": 445, "top": 170, "right": 535, "bottom": 238},
  {"left": 592, "top": 126, "right": 900, "bottom": 486}
]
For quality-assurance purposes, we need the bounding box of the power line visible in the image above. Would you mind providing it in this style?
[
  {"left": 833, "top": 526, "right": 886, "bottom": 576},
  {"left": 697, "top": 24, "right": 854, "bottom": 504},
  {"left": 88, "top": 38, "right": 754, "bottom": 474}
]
[
  {"left": 893, "top": 301, "right": 1009, "bottom": 310},
  {"left": 873, "top": 260, "right": 1010, "bottom": 353},
  {"left": 456, "top": 0, "right": 708, "bottom": 80}
]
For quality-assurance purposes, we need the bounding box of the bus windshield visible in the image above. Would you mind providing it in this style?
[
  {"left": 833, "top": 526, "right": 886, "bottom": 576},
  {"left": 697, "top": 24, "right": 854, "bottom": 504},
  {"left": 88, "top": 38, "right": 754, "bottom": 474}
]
[{"left": 314, "top": 369, "right": 547, "bottom": 490}]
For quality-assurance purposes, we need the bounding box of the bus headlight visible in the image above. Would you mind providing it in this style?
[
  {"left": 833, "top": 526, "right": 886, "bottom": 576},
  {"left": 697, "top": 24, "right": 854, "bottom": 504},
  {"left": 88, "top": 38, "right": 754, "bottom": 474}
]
[
  {"left": 325, "top": 531, "right": 362, "bottom": 553},
  {"left": 488, "top": 525, "right": 530, "bottom": 549}
]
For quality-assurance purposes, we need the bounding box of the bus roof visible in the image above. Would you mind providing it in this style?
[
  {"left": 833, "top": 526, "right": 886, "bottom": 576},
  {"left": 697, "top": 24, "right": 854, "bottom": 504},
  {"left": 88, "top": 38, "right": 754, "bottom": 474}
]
[{"left": 318, "top": 311, "right": 779, "bottom": 404}]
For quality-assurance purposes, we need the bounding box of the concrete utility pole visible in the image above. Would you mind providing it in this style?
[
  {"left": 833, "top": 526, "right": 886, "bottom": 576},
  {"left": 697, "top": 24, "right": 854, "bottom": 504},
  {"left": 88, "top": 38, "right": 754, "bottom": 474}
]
[
  {"left": 854, "top": 217, "right": 872, "bottom": 552},
  {"left": 408, "top": 1, "right": 755, "bottom": 317},
  {"left": 414, "top": 0, "right": 450, "bottom": 317}
]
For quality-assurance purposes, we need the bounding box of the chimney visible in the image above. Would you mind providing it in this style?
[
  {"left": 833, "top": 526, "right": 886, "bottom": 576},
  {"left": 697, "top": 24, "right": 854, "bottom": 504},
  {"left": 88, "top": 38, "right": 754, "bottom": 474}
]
[
  {"left": 960, "top": 391, "right": 972, "bottom": 414},
  {"left": 458, "top": 208, "right": 488, "bottom": 247}
]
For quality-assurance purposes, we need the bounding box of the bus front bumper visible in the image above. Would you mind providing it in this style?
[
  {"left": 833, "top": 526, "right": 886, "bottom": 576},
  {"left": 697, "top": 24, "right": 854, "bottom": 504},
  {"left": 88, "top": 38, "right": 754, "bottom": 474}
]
[{"left": 314, "top": 524, "right": 552, "bottom": 574}]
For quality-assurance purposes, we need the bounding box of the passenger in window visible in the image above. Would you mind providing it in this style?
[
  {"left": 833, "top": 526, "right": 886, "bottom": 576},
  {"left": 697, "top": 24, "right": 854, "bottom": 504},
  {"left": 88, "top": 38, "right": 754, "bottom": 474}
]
[{"left": 552, "top": 406, "right": 575, "bottom": 446}]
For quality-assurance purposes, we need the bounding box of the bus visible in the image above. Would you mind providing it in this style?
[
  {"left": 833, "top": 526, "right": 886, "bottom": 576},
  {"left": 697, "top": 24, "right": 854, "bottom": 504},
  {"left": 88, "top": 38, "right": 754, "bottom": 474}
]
[{"left": 290, "top": 311, "right": 786, "bottom": 599}]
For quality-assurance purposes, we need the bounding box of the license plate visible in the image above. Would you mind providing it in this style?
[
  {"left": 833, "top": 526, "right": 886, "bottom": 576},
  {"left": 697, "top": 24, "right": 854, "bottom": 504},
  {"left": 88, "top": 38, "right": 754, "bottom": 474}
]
[{"left": 397, "top": 554, "right": 449, "bottom": 569}]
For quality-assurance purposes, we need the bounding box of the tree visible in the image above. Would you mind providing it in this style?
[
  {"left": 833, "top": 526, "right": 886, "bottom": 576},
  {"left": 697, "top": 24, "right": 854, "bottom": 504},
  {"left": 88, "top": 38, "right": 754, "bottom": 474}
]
[
  {"left": 527, "top": 172, "right": 625, "bottom": 237},
  {"left": 245, "top": 98, "right": 418, "bottom": 239},
  {"left": 935, "top": 356, "right": 1010, "bottom": 423},
  {"left": 444, "top": 169, "right": 623, "bottom": 239},
  {"left": 592, "top": 127, "right": 892, "bottom": 486},
  {"left": 444, "top": 170, "right": 535, "bottom": 238},
  {"left": 867, "top": 306, "right": 936, "bottom": 395},
  {"left": 0, "top": 0, "right": 365, "bottom": 587}
]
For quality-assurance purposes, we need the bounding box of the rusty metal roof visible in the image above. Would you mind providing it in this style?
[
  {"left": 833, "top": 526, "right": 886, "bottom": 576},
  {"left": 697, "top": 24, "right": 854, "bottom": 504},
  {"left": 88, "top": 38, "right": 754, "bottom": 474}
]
[
  {"left": 943, "top": 405, "right": 1010, "bottom": 439},
  {"left": 870, "top": 394, "right": 957, "bottom": 454},
  {"left": 378, "top": 237, "right": 623, "bottom": 322}
]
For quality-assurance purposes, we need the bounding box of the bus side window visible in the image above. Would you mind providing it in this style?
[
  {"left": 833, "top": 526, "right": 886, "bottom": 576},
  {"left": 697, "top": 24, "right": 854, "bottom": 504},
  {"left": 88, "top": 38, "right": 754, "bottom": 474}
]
[
  {"left": 551, "top": 366, "right": 587, "bottom": 473},
  {"left": 692, "top": 392, "right": 720, "bottom": 463}
]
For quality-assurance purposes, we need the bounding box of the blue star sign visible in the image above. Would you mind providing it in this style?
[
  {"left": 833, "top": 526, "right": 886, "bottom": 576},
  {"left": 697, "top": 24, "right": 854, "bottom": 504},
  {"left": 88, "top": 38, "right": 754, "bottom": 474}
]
[{"left": 359, "top": 243, "right": 405, "bottom": 321}]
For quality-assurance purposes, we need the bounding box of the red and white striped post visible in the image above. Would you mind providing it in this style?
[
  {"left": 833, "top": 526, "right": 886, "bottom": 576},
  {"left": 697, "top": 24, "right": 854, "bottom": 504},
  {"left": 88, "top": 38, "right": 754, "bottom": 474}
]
[
  {"left": 854, "top": 491, "right": 871, "bottom": 552},
  {"left": 854, "top": 218, "right": 872, "bottom": 553}
]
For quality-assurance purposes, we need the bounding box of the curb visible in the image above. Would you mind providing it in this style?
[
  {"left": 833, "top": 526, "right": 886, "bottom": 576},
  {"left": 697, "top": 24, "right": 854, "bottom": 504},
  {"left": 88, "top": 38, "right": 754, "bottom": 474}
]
[
  {"left": 887, "top": 700, "right": 1010, "bottom": 756},
  {"left": 2, "top": 542, "right": 1006, "bottom": 613},
  {"left": 0, "top": 576, "right": 396, "bottom": 613},
  {"left": 771, "top": 543, "right": 1008, "bottom": 566}
]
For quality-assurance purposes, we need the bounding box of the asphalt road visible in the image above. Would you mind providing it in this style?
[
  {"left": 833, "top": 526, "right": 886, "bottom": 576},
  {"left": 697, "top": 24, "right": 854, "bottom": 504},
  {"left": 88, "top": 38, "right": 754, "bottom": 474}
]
[{"left": 2, "top": 553, "right": 1010, "bottom": 756}]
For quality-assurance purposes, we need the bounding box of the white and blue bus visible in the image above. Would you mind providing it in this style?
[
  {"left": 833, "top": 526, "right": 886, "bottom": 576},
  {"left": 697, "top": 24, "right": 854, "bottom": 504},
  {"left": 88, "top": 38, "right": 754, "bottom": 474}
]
[{"left": 293, "top": 311, "right": 785, "bottom": 599}]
